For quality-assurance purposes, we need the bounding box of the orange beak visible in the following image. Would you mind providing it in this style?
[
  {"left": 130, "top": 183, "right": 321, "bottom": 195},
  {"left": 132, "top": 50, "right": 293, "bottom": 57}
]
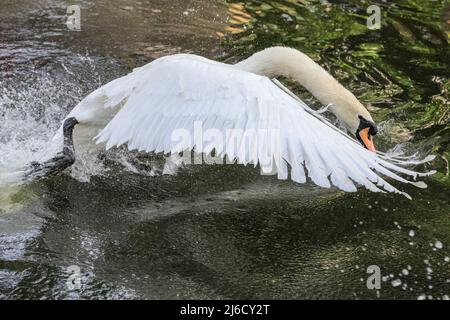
[{"left": 359, "top": 128, "right": 376, "bottom": 152}]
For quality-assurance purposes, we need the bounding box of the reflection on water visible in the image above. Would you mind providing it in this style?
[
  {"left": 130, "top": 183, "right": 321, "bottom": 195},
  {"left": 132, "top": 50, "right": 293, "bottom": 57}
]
[{"left": 0, "top": 0, "right": 449, "bottom": 299}]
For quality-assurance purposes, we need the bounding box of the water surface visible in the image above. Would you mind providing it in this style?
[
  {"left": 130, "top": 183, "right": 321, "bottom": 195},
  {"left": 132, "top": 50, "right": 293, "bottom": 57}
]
[{"left": 0, "top": 0, "right": 449, "bottom": 299}]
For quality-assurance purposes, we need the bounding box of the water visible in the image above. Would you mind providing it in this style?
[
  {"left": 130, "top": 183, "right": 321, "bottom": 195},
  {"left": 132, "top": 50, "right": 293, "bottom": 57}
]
[{"left": 0, "top": 0, "right": 449, "bottom": 299}]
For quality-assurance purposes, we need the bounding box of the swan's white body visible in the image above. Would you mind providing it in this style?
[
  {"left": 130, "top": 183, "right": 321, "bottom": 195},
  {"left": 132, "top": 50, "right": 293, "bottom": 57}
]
[{"left": 51, "top": 47, "right": 433, "bottom": 197}]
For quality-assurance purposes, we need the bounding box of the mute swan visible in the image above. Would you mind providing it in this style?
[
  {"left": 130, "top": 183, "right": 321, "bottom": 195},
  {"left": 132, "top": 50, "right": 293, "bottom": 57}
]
[{"left": 24, "top": 47, "right": 434, "bottom": 197}]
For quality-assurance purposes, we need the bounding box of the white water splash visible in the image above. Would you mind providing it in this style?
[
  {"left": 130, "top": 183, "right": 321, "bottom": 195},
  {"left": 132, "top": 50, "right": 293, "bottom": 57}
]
[
  {"left": 0, "top": 54, "right": 125, "bottom": 187},
  {"left": 0, "top": 76, "right": 65, "bottom": 186}
]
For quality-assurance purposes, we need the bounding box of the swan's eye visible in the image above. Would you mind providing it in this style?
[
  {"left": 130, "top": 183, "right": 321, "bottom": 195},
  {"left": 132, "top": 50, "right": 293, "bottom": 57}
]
[{"left": 369, "top": 124, "right": 378, "bottom": 136}]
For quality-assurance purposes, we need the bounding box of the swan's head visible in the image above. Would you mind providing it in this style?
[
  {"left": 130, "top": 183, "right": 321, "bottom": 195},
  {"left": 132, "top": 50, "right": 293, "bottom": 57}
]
[
  {"left": 327, "top": 92, "right": 377, "bottom": 152},
  {"left": 336, "top": 103, "right": 377, "bottom": 152},
  {"left": 355, "top": 114, "right": 377, "bottom": 152}
]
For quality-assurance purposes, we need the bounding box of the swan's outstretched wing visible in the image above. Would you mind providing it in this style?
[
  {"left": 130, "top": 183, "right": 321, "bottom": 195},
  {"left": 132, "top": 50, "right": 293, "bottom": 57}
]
[{"left": 91, "top": 54, "right": 432, "bottom": 197}]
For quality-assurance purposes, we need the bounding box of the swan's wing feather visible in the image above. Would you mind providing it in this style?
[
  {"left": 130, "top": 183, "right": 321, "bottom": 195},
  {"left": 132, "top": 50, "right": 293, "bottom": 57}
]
[{"left": 93, "top": 54, "right": 431, "bottom": 196}]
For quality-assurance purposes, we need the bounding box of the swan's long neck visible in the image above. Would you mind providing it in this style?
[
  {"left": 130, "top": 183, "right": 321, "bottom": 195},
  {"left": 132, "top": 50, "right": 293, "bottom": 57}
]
[{"left": 234, "top": 47, "right": 372, "bottom": 131}]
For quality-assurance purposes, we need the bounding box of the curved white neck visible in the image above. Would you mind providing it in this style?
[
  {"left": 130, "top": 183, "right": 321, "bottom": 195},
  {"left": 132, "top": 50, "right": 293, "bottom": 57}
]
[{"left": 234, "top": 47, "right": 372, "bottom": 131}]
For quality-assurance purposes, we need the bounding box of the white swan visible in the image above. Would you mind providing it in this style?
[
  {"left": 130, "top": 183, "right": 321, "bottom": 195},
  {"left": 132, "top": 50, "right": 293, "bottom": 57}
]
[{"left": 24, "top": 47, "right": 434, "bottom": 197}]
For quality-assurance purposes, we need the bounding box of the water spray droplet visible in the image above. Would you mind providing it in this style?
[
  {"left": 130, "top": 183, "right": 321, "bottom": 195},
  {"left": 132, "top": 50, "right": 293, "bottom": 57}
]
[
  {"left": 391, "top": 279, "right": 402, "bottom": 287},
  {"left": 435, "top": 240, "right": 443, "bottom": 249}
]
